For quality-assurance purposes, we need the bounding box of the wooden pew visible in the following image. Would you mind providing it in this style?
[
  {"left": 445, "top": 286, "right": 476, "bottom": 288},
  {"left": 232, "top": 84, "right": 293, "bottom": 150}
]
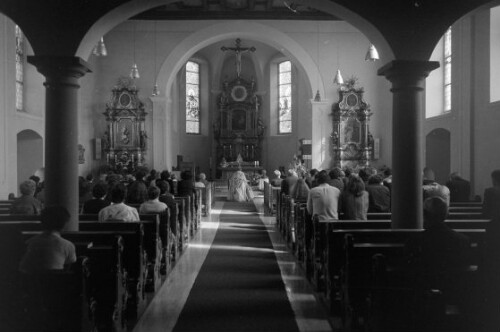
[
  {"left": 354, "top": 230, "right": 485, "bottom": 332},
  {"left": 17, "top": 257, "right": 97, "bottom": 332},
  {"left": 79, "top": 218, "right": 163, "bottom": 293},
  {"left": 9, "top": 228, "right": 127, "bottom": 332}
]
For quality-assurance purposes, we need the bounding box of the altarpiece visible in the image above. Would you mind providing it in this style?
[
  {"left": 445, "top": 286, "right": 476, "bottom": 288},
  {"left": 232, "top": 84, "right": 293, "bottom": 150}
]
[
  {"left": 330, "top": 79, "right": 374, "bottom": 169},
  {"left": 102, "top": 77, "right": 148, "bottom": 172}
]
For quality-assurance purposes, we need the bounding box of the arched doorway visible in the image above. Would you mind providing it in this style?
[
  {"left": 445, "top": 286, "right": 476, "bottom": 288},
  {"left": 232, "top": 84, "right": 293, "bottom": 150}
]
[
  {"left": 425, "top": 128, "right": 450, "bottom": 184},
  {"left": 17, "top": 130, "right": 43, "bottom": 193}
]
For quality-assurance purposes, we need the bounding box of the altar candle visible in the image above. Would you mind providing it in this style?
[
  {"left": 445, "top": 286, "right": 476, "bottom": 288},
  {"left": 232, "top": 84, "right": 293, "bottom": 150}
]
[
  {"left": 114, "top": 155, "right": 117, "bottom": 163},
  {"left": 131, "top": 154, "right": 134, "bottom": 163}
]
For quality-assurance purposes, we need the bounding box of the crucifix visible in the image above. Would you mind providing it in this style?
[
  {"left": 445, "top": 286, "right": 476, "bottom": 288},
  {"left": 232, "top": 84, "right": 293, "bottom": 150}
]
[{"left": 221, "top": 38, "right": 256, "bottom": 78}]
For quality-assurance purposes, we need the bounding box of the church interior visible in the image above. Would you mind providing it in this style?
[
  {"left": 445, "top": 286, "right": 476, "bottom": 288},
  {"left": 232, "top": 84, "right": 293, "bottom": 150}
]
[{"left": 1, "top": 0, "right": 500, "bottom": 331}]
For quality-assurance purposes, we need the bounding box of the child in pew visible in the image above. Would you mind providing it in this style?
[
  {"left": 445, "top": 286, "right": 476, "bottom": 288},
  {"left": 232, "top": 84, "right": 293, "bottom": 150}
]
[
  {"left": 19, "top": 206, "right": 76, "bottom": 273},
  {"left": 139, "top": 186, "right": 168, "bottom": 214}
]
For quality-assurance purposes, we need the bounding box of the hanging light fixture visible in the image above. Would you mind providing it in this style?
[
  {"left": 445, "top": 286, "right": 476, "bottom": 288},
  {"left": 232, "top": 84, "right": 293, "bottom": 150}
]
[
  {"left": 92, "top": 37, "right": 107, "bottom": 57},
  {"left": 151, "top": 21, "right": 159, "bottom": 96},
  {"left": 333, "top": 39, "right": 344, "bottom": 86},
  {"left": 130, "top": 22, "right": 140, "bottom": 79},
  {"left": 365, "top": 44, "right": 379, "bottom": 61},
  {"left": 333, "top": 69, "right": 344, "bottom": 85}
]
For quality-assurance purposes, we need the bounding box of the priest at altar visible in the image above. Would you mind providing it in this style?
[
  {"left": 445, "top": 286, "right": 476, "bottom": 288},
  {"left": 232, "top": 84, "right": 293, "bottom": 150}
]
[{"left": 228, "top": 169, "right": 254, "bottom": 202}]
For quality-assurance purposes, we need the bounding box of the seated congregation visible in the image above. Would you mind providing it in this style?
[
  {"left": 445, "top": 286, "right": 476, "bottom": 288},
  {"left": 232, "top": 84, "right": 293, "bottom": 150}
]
[
  {"left": 265, "top": 165, "right": 500, "bottom": 331},
  {"left": 0, "top": 168, "right": 214, "bottom": 332}
]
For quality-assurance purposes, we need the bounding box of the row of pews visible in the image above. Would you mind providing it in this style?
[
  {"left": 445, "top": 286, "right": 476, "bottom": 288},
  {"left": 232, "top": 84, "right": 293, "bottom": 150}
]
[
  {"left": 0, "top": 183, "right": 215, "bottom": 332},
  {"left": 264, "top": 182, "right": 489, "bottom": 332}
]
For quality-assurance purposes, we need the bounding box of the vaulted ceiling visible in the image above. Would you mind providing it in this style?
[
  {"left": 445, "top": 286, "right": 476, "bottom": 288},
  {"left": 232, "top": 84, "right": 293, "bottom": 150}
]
[{"left": 134, "top": 0, "right": 338, "bottom": 20}]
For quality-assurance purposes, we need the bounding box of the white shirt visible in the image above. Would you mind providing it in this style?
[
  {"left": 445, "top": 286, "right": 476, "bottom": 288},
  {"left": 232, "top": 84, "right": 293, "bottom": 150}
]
[
  {"left": 139, "top": 199, "right": 168, "bottom": 214},
  {"left": 307, "top": 183, "right": 341, "bottom": 221},
  {"left": 98, "top": 202, "right": 140, "bottom": 222}
]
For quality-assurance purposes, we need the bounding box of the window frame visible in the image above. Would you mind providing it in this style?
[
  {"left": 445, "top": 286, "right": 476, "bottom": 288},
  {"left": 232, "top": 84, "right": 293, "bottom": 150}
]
[
  {"left": 15, "top": 25, "right": 24, "bottom": 112},
  {"left": 443, "top": 27, "right": 452, "bottom": 113},
  {"left": 278, "top": 60, "right": 292, "bottom": 134},
  {"left": 185, "top": 60, "right": 201, "bottom": 135}
]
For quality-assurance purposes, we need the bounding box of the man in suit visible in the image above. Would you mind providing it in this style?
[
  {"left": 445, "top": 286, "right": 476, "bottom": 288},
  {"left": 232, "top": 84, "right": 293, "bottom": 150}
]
[{"left": 483, "top": 169, "right": 500, "bottom": 219}]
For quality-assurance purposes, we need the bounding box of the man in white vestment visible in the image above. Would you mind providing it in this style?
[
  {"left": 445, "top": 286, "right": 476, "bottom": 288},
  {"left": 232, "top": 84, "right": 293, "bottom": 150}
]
[{"left": 228, "top": 170, "right": 254, "bottom": 202}]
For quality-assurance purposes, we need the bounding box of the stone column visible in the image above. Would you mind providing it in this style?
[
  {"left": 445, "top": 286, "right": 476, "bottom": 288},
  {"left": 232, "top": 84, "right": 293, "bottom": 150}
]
[
  {"left": 378, "top": 60, "right": 439, "bottom": 229},
  {"left": 310, "top": 100, "right": 331, "bottom": 170},
  {"left": 28, "top": 56, "right": 91, "bottom": 231}
]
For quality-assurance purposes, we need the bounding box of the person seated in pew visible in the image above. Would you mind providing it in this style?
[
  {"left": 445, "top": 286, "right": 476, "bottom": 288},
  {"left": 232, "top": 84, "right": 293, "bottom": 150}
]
[
  {"left": 305, "top": 168, "right": 318, "bottom": 189},
  {"left": 82, "top": 181, "right": 110, "bottom": 214},
  {"left": 257, "top": 169, "right": 269, "bottom": 191},
  {"left": 292, "top": 178, "right": 310, "bottom": 201},
  {"left": 10, "top": 180, "right": 43, "bottom": 215},
  {"left": 156, "top": 180, "right": 176, "bottom": 207},
  {"left": 194, "top": 174, "right": 205, "bottom": 189},
  {"left": 406, "top": 197, "right": 471, "bottom": 289},
  {"left": 307, "top": 170, "right": 340, "bottom": 221},
  {"left": 98, "top": 183, "right": 139, "bottom": 222},
  {"left": 366, "top": 174, "right": 391, "bottom": 213},
  {"left": 422, "top": 167, "right": 450, "bottom": 207},
  {"left": 198, "top": 173, "right": 209, "bottom": 187},
  {"left": 327, "top": 167, "right": 344, "bottom": 192},
  {"left": 340, "top": 174, "right": 369, "bottom": 220},
  {"left": 177, "top": 170, "right": 196, "bottom": 197},
  {"left": 139, "top": 186, "right": 168, "bottom": 214},
  {"left": 126, "top": 170, "right": 148, "bottom": 204},
  {"left": 270, "top": 170, "right": 283, "bottom": 187},
  {"left": 19, "top": 206, "right": 77, "bottom": 273}
]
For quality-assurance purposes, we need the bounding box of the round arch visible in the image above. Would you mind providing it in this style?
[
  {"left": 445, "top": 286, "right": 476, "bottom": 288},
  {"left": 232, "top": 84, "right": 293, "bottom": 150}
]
[
  {"left": 76, "top": 0, "right": 394, "bottom": 62},
  {"left": 156, "top": 21, "right": 322, "bottom": 101}
]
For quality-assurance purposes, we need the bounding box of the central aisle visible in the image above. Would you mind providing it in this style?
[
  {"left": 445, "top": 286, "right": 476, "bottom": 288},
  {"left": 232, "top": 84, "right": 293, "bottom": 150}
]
[{"left": 173, "top": 200, "right": 300, "bottom": 332}]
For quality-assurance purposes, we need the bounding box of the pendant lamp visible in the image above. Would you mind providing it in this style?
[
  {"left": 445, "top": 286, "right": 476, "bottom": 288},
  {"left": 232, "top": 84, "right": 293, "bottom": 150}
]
[
  {"left": 92, "top": 37, "right": 107, "bottom": 57},
  {"left": 130, "top": 23, "right": 140, "bottom": 79},
  {"left": 365, "top": 44, "right": 379, "bottom": 61},
  {"left": 333, "top": 69, "right": 344, "bottom": 85}
]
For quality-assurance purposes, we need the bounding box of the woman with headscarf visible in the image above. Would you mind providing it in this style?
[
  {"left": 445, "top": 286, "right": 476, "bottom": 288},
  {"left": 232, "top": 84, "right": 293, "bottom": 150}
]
[{"left": 228, "top": 170, "right": 254, "bottom": 202}]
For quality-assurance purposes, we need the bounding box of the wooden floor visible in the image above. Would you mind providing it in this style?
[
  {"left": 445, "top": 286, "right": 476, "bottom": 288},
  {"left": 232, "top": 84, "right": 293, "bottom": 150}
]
[{"left": 133, "top": 192, "right": 332, "bottom": 332}]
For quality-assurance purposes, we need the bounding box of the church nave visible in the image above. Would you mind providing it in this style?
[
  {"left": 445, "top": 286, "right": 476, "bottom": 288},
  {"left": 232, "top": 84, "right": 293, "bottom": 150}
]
[{"left": 134, "top": 195, "right": 332, "bottom": 332}]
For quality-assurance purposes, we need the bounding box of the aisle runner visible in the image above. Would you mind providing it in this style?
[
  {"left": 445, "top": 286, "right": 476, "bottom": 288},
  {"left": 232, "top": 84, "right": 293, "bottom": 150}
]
[{"left": 173, "top": 201, "right": 300, "bottom": 332}]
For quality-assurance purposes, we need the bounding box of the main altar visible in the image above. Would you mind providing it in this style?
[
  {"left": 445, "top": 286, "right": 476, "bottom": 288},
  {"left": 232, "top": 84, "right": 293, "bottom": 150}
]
[{"left": 214, "top": 39, "right": 264, "bottom": 179}]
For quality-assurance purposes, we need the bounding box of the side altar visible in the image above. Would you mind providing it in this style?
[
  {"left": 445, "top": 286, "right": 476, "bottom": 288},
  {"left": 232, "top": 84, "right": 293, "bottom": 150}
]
[
  {"left": 330, "top": 78, "right": 374, "bottom": 170},
  {"left": 101, "top": 77, "right": 148, "bottom": 173}
]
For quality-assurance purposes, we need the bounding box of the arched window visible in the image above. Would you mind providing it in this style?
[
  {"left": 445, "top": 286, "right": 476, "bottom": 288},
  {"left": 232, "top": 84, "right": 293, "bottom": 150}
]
[
  {"left": 186, "top": 61, "right": 200, "bottom": 134},
  {"left": 443, "top": 27, "right": 452, "bottom": 112},
  {"left": 15, "top": 25, "right": 24, "bottom": 112},
  {"left": 278, "top": 60, "right": 292, "bottom": 134}
]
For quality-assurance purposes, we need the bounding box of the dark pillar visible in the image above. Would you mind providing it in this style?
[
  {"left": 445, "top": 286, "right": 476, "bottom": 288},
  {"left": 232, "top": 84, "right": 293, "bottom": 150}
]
[
  {"left": 27, "top": 56, "right": 91, "bottom": 231},
  {"left": 378, "top": 60, "right": 439, "bottom": 229}
]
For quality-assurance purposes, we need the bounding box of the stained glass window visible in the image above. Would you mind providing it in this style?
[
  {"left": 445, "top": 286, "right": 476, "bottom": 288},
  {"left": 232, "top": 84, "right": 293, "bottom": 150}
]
[
  {"left": 444, "top": 27, "right": 452, "bottom": 112},
  {"left": 278, "top": 61, "right": 292, "bottom": 134},
  {"left": 186, "top": 61, "right": 200, "bottom": 134},
  {"left": 15, "top": 25, "right": 24, "bottom": 112}
]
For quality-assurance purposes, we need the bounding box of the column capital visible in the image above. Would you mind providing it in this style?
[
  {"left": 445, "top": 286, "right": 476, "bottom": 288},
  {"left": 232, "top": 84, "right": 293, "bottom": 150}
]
[
  {"left": 378, "top": 60, "right": 439, "bottom": 90},
  {"left": 28, "top": 56, "right": 92, "bottom": 87}
]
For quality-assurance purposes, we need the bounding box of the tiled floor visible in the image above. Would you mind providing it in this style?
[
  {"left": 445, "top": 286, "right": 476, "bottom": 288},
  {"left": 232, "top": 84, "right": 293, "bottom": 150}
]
[{"left": 133, "top": 194, "right": 332, "bottom": 332}]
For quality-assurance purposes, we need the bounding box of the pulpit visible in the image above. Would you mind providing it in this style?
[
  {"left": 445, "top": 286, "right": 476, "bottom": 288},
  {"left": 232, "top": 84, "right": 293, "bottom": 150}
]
[
  {"left": 102, "top": 77, "right": 148, "bottom": 173},
  {"left": 330, "top": 79, "right": 374, "bottom": 169},
  {"left": 214, "top": 77, "right": 264, "bottom": 178}
]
